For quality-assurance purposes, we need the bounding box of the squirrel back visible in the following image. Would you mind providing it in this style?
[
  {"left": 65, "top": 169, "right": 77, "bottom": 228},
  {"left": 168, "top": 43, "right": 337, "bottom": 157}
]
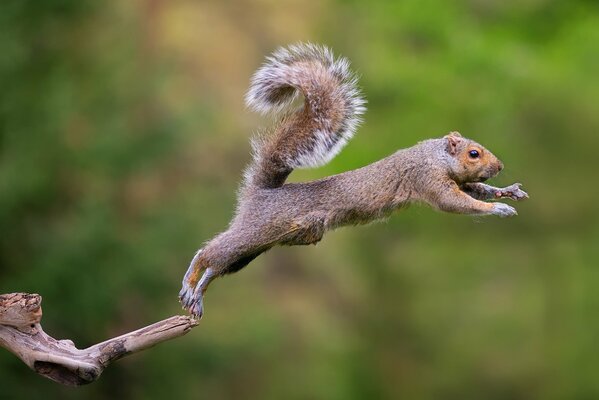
[{"left": 244, "top": 43, "right": 366, "bottom": 190}]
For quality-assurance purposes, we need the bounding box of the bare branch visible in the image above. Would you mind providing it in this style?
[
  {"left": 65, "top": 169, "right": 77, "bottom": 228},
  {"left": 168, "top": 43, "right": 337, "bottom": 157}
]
[{"left": 0, "top": 293, "right": 198, "bottom": 386}]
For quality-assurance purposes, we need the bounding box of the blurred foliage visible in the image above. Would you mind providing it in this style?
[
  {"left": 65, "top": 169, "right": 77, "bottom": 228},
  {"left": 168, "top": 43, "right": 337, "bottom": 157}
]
[{"left": 1, "top": 0, "right": 598, "bottom": 399}]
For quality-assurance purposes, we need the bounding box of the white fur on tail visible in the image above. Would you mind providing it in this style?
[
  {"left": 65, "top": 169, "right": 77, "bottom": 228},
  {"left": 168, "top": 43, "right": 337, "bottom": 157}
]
[{"left": 245, "top": 43, "right": 366, "bottom": 169}]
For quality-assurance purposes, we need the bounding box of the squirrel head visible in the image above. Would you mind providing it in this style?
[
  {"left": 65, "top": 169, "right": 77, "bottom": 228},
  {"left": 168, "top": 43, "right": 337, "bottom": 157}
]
[{"left": 444, "top": 132, "right": 504, "bottom": 183}]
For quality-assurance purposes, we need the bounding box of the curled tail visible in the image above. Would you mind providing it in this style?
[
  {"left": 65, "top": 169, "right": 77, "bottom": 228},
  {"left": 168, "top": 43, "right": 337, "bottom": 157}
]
[{"left": 244, "top": 43, "right": 366, "bottom": 189}]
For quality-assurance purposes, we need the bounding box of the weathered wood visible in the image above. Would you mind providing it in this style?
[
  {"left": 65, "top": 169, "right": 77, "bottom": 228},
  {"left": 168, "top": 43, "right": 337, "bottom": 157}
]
[{"left": 0, "top": 293, "right": 198, "bottom": 386}]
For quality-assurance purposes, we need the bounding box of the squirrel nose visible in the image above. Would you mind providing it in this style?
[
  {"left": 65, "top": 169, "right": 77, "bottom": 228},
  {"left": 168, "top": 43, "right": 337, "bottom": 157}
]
[{"left": 497, "top": 162, "right": 504, "bottom": 172}]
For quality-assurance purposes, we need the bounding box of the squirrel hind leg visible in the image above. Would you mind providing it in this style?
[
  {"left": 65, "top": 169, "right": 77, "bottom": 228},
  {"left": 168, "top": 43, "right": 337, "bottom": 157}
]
[
  {"left": 179, "top": 239, "right": 269, "bottom": 316},
  {"left": 280, "top": 214, "right": 326, "bottom": 246},
  {"left": 182, "top": 249, "right": 265, "bottom": 317}
]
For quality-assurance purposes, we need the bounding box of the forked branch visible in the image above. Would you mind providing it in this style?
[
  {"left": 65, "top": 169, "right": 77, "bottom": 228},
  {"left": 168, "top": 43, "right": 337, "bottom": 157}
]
[{"left": 0, "top": 293, "right": 198, "bottom": 386}]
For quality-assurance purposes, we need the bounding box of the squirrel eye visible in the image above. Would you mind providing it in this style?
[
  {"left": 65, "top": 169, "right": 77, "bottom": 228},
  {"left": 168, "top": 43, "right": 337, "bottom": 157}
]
[{"left": 468, "top": 150, "right": 480, "bottom": 159}]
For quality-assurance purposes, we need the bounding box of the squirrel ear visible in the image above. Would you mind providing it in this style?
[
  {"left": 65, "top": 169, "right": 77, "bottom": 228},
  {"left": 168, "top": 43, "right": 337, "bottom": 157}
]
[{"left": 445, "top": 132, "right": 462, "bottom": 156}]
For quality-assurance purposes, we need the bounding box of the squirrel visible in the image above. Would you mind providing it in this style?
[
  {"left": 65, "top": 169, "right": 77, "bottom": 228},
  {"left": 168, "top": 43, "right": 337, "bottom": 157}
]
[{"left": 179, "top": 43, "right": 528, "bottom": 317}]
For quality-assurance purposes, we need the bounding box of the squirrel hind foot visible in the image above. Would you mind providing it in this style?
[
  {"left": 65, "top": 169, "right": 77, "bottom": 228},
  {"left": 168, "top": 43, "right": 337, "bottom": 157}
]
[
  {"left": 179, "top": 283, "right": 196, "bottom": 310},
  {"left": 184, "top": 292, "right": 204, "bottom": 319},
  {"left": 180, "top": 277, "right": 207, "bottom": 318}
]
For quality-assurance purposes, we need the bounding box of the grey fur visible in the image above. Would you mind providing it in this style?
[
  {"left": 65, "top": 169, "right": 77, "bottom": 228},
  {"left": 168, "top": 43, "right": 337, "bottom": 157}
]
[{"left": 179, "top": 45, "right": 528, "bottom": 318}]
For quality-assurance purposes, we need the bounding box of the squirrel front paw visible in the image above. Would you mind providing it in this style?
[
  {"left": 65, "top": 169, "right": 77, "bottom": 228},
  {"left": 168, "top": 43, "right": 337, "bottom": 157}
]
[
  {"left": 495, "top": 183, "right": 529, "bottom": 201},
  {"left": 492, "top": 202, "right": 518, "bottom": 218}
]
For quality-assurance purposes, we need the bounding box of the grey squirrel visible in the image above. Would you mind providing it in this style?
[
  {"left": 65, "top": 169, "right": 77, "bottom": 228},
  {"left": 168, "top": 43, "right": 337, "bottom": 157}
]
[{"left": 179, "top": 43, "right": 528, "bottom": 317}]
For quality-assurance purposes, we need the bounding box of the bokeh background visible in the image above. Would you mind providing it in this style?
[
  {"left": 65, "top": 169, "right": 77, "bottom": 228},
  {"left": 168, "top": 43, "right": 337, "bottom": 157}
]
[{"left": 1, "top": 0, "right": 598, "bottom": 399}]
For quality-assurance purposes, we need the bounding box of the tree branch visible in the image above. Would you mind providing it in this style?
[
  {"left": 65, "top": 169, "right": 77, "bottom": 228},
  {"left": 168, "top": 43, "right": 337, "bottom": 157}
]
[{"left": 0, "top": 293, "right": 198, "bottom": 386}]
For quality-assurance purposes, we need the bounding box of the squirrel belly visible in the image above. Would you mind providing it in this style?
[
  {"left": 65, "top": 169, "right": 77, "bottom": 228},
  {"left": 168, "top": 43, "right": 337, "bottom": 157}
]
[{"left": 179, "top": 44, "right": 528, "bottom": 318}]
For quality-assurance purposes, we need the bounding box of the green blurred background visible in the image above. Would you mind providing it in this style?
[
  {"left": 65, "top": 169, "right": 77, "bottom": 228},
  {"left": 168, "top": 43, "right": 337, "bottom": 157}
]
[{"left": 1, "top": 0, "right": 598, "bottom": 399}]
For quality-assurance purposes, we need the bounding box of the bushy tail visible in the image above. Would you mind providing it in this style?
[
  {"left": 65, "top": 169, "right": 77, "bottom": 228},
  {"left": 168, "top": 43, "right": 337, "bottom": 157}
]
[{"left": 244, "top": 43, "right": 366, "bottom": 189}]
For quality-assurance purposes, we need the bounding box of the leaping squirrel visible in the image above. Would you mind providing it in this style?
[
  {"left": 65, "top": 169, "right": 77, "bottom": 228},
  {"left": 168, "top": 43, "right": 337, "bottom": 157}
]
[{"left": 179, "top": 43, "right": 528, "bottom": 317}]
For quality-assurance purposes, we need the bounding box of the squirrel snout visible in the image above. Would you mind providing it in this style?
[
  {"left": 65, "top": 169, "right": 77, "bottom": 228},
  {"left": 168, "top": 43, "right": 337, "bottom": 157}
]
[{"left": 482, "top": 161, "right": 503, "bottom": 181}]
